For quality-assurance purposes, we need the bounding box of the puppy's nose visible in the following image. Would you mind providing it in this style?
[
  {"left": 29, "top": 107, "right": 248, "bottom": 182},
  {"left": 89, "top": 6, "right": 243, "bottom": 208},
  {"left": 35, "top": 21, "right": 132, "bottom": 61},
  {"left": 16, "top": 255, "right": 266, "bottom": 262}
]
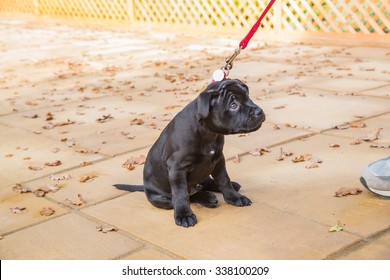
[{"left": 251, "top": 106, "right": 263, "bottom": 117}]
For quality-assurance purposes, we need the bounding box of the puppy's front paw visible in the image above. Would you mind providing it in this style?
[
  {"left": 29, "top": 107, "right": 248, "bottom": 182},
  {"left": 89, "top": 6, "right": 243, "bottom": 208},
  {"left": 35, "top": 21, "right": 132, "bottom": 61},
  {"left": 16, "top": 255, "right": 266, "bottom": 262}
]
[
  {"left": 174, "top": 212, "right": 198, "bottom": 227},
  {"left": 225, "top": 194, "right": 252, "bottom": 207}
]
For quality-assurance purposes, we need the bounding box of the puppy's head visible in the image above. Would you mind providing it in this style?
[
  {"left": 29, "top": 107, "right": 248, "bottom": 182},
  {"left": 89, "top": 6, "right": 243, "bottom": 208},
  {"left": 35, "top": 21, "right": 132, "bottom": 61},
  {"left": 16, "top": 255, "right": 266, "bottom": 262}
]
[{"left": 197, "top": 79, "right": 265, "bottom": 134}]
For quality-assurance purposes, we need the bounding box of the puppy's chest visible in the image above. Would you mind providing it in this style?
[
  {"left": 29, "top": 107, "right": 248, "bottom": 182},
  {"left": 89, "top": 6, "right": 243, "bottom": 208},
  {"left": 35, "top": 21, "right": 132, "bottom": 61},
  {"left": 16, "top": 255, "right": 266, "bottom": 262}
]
[{"left": 200, "top": 142, "right": 222, "bottom": 158}]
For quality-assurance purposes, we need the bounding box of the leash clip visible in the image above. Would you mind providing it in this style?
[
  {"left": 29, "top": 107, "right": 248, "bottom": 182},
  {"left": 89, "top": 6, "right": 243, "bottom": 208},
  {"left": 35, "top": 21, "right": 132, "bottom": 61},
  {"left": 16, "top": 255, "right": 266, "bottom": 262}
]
[{"left": 223, "top": 47, "right": 241, "bottom": 72}]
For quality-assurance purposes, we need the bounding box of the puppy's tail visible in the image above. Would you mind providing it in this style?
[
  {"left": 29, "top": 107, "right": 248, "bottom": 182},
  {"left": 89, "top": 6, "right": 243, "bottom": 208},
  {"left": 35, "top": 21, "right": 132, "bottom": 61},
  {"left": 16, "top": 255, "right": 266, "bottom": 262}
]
[{"left": 113, "top": 184, "right": 144, "bottom": 192}]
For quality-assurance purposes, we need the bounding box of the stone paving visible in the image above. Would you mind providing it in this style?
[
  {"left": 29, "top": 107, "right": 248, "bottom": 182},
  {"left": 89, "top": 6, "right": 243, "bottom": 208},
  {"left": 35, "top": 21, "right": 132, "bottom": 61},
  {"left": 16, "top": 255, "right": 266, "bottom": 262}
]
[{"left": 0, "top": 18, "right": 389, "bottom": 260}]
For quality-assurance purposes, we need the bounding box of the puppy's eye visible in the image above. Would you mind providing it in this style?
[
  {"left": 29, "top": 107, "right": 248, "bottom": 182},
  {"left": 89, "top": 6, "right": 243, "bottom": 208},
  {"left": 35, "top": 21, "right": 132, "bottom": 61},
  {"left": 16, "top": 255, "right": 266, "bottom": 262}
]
[{"left": 230, "top": 102, "right": 238, "bottom": 110}]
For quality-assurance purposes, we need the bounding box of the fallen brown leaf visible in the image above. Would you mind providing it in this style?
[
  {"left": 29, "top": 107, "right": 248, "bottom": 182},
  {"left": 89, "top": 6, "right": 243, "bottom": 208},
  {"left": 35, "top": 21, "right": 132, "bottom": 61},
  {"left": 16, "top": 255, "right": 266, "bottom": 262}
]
[
  {"left": 335, "top": 124, "right": 349, "bottom": 130},
  {"left": 362, "top": 128, "right": 382, "bottom": 142},
  {"left": 233, "top": 154, "right": 240, "bottom": 163},
  {"left": 250, "top": 147, "right": 271, "bottom": 156},
  {"left": 44, "top": 160, "right": 62, "bottom": 167},
  {"left": 276, "top": 147, "right": 293, "bottom": 161},
  {"left": 79, "top": 175, "right": 96, "bottom": 183},
  {"left": 23, "top": 112, "right": 39, "bottom": 118},
  {"left": 96, "top": 225, "right": 118, "bottom": 233},
  {"left": 328, "top": 143, "right": 340, "bottom": 148},
  {"left": 4, "top": 153, "right": 13, "bottom": 158},
  {"left": 370, "top": 143, "right": 390, "bottom": 149},
  {"left": 292, "top": 154, "right": 312, "bottom": 163},
  {"left": 130, "top": 118, "right": 144, "bottom": 125},
  {"left": 49, "top": 173, "right": 71, "bottom": 181},
  {"left": 334, "top": 187, "right": 363, "bottom": 197},
  {"left": 40, "top": 207, "right": 55, "bottom": 216},
  {"left": 350, "top": 139, "right": 363, "bottom": 145},
  {"left": 349, "top": 121, "right": 366, "bottom": 128},
  {"left": 65, "top": 193, "right": 85, "bottom": 206},
  {"left": 80, "top": 161, "right": 93, "bottom": 167},
  {"left": 122, "top": 155, "right": 146, "bottom": 170},
  {"left": 10, "top": 207, "right": 26, "bottom": 214},
  {"left": 46, "top": 112, "right": 54, "bottom": 121},
  {"left": 305, "top": 162, "right": 320, "bottom": 169},
  {"left": 96, "top": 114, "right": 113, "bottom": 123},
  {"left": 28, "top": 165, "right": 44, "bottom": 171},
  {"left": 121, "top": 131, "right": 136, "bottom": 139},
  {"left": 74, "top": 147, "right": 98, "bottom": 154},
  {"left": 12, "top": 184, "right": 31, "bottom": 193}
]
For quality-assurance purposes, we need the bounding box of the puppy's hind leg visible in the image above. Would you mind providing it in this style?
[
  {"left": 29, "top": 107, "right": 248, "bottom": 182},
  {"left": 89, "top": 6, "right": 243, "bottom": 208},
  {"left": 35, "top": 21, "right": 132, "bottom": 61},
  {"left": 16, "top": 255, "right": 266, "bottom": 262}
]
[
  {"left": 190, "top": 191, "right": 218, "bottom": 208},
  {"left": 201, "top": 176, "right": 241, "bottom": 192},
  {"left": 145, "top": 188, "right": 174, "bottom": 210}
]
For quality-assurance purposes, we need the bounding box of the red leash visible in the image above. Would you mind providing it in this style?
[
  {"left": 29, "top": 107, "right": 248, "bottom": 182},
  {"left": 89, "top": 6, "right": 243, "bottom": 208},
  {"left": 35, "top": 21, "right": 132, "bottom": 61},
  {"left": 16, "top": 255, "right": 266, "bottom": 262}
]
[{"left": 211, "top": 0, "right": 276, "bottom": 82}]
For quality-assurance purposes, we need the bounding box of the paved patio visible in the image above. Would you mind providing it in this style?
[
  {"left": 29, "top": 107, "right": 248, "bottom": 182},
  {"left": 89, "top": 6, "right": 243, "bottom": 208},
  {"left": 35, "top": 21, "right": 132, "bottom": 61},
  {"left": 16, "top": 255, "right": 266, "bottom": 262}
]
[{"left": 0, "top": 18, "right": 389, "bottom": 260}]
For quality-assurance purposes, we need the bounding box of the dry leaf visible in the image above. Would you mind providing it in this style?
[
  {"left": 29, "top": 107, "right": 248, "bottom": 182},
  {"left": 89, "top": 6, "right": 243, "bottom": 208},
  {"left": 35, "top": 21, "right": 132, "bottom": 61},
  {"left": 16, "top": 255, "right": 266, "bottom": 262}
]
[
  {"left": 80, "top": 161, "right": 93, "bottom": 167},
  {"left": 33, "top": 188, "right": 49, "bottom": 197},
  {"left": 96, "top": 225, "right": 118, "bottom": 233},
  {"left": 122, "top": 155, "right": 146, "bottom": 170},
  {"left": 66, "top": 138, "right": 75, "bottom": 147},
  {"left": 335, "top": 124, "right": 349, "bottom": 130},
  {"left": 292, "top": 154, "right": 312, "bottom": 163},
  {"left": 4, "top": 153, "right": 13, "bottom": 158},
  {"left": 305, "top": 162, "right": 319, "bottom": 169},
  {"left": 28, "top": 165, "right": 44, "bottom": 171},
  {"left": 165, "top": 105, "right": 180, "bottom": 110},
  {"left": 328, "top": 143, "right": 340, "bottom": 148},
  {"left": 23, "top": 112, "right": 39, "bottom": 118},
  {"left": 12, "top": 184, "right": 31, "bottom": 193},
  {"left": 65, "top": 193, "right": 85, "bottom": 206},
  {"left": 50, "top": 173, "right": 71, "bottom": 181},
  {"left": 10, "top": 207, "right": 26, "bottom": 214},
  {"left": 350, "top": 139, "right": 363, "bottom": 145},
  {"left": 362, "top": 128, "right": 382, "bottom": 142},
  {"left": 44, "top": 160, "right": 62, "bottom": 166},
  {"left": 273, "top": 105, "right": 286, "bottom": 110},
  {"left": 276, "top": 147, "right": 293, "bottom": 161},
  {"left": 349, "top": 121, "right": 366, "bottom": 128},
  {"left": 130, "top": 118, "right": 144, "bottom": 125},
  {"left": 250, "top": 147, "right": 271, "bottom": 156},
  {"left": 46, "top": 112, "right": 54, "bottom": 121},
  {"left": 334, "top": 187, "right": 363, "bottom": 197},
  {"left": 273, "top": 124, "right": 281, "bottom": 130},
  {"left": 121, "top": 131, "right": 136, "bottom": 139},
  {"left": 233, "top": 154, "right": 240, "bottom": 163},
  {"left": 40, "top": 207, "right": 55, "bottom": 216},
  {"left": 329, "top": 220, "right": 343, "bottom": 232},
  {"left": 79, "top": 175, "right": 96, "bottom": 183},
  {"left": 370, "top": 143, "right": 390, "bottom": 149},
  {"left": 96, "top": 114, "right": 113, "bottom": 123},
  {"left": 74, "top": 147, "right": 98, "bottom": 154}
]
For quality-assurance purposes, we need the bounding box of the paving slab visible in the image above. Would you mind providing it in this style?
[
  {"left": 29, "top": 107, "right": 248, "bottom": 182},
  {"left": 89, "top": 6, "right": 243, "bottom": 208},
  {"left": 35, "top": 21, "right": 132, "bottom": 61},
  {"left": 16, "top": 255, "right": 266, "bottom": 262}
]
[
  {"left": 25, "top": 149, "right": 148, "bottom": 209},
  {"left": 226, "top": 134, "right": 390, "bottom": 238},
  {"left": 0, "top": 124, "right": 104, "bottom": 188},
  {"left": 358, "top": 84, "right": 390, "bottom": 98},
  {"left": 0, "top": 191, "right": 68, "bottom": 236},
  {"left": 324, "top": 113, "right": 390, "bottom": 143},
  {"left": 256, "top": 91, "right": 390, "bottom": 132},
  {"left": 122, "top": 247, "right": 177, "bottom": 260},
  {"left": 83, "top": 192, "right": 361, "bottom": 260},
  {"left": 339, "top": 231, "right": 390, "bottom": 260},
  {"left": 0, "top": 213, "right": 142, "bottom": 260}
]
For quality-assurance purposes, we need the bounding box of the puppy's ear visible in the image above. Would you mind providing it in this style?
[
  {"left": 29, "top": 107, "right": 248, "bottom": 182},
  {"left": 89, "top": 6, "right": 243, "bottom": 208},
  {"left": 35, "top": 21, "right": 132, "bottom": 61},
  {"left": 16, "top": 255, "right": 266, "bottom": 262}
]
[
  {"left": 197, "top": 80, "right": 228, "bottom": 119},
  {"left": 197, "top": 89, "right": 212, "bottom": 119}
]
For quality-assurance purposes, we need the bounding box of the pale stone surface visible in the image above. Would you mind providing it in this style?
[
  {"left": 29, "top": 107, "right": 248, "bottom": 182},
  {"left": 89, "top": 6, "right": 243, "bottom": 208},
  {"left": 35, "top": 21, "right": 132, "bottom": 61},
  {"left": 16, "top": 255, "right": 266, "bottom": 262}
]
[
  {"left": 339, "top": 231, "right": 390, "bottom": 260},
  {"left": 0, "top": 191, "right": 68, "bottom": 235},
  {"left": 0, "top": 18, "right": 389, "bottom": 260},
  {"left": 122, "top": 247, "right": 177, "bottom": 260},
  {"left": 83, "top": 193, "right": 361, "bottom": 260},
  {"left": 0, "top": 213, "right": 142, "bottom": 260}
]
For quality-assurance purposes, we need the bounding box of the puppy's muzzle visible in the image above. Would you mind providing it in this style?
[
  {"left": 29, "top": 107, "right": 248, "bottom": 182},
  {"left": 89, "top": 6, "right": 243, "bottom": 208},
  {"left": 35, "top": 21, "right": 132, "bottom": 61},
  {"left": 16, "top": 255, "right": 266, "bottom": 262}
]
[{"left": 248, "top": 106, "right": 265, "bottom": 131}]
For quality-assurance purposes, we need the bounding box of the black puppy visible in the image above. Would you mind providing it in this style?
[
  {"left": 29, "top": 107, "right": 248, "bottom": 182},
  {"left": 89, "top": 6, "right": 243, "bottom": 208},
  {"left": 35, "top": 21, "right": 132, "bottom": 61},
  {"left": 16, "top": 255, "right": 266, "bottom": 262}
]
[{"left": 114, "top": 79, "right": 265, "bottom": 227}]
